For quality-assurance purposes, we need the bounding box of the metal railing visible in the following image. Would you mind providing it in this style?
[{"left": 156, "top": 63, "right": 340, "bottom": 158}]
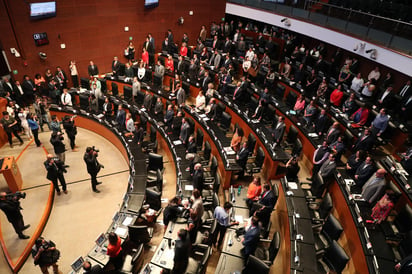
[{"left": 227, "top": 0, "right": 412, "bottom": 55}]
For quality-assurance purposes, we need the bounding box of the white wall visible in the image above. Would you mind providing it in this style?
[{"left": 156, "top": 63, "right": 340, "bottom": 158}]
[{"left": 226, "top": 3, "right": 412, "bottom": 77}]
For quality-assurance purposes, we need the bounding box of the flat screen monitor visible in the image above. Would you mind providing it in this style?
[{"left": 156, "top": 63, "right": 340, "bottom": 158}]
[
  {"left": 30, "top": 2, "right": 56, "bottom": 20},
  {"left": 95, "top": 233, "right": 106, "bottom": 246},
  {"left": 70, "top": 256, "right": 84, "bottom": 272},
  {"left": 144, "top": 0, "right": 159, "bottom": 9}
]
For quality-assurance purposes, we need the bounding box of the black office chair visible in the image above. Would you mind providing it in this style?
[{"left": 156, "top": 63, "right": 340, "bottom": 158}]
[
  {"left": 202, "top": 174, "right": 220, "bottom": 199},
  {"left": 284, "top": 125, "right": 298, "bottom": 149},
  {"left": 142, "top": 125, "right": 157, "bottom": 153},
  {"left": 245, "top": 146, "right": 265, "bottom": 175},
  {"left": 254, "top": 231, "right": 281, "bottom": 265},
  {"left": 248, "top": 96, "right": 259, "bottom": 115},
  {"left": 215, "top": 102, "right": 226, "bottom": 122},
  {"left": 203, "top": 192, "right": 220, "bottom": 212},
  {"left": 285, "top": 91, "right": 297, "bottom": 108},
  {"left": 200, "top": 141, "right": 212, "bottom": 166},
  {"left": 136, "top": 90, "right": 145, "bottom": 105},
  {"left": 319, "top": 240, "right": 349, "bottom": 273},
  {"left": 111, "top": 82, "right": 119, "bottom": 97},
  {"left": 313, "top": 214, "right": 343, "bottom": 257},
  {"left": 246, "top": 133, "right": 257, "bottom": 156},
  {"left": 79, "top": 94, "right": 89, "bottom": 110},
  {"left": 145, "top": 188, "right": 162, "bottom": 211},
  {"left": 219, "top": 111, "right": 232, "bottom": 132},
  {"left": 309, "top": 192, "right": 333, "bottom": 225},
  {"left": 124, "top": 86, "right": 133, "bottom": 101},
  {"left": 196, "top": 128, "right": 204, "bottom": 151},
  {"left": 186, "top": 245, "right": 212, "bottom": 274},
  {"left": 147, "top": 153, "right": 164, "bottom": 175},
  {"left": 291, "top": 138, "right": 303, "bottom": 157},
  {"left": 204, "top": 156, "right": 218, "bottom": 182},
  {"left": 147, "top": 169, "right": 163, "bottom": 193},
  {"left": 80, "top": 77, "right": 89, "bottom": 89},
  {"left": 120, "top": 243, "right": 144, "bottom": 274},
  {"left": 128, "top": 225, "right": 151, "bottom": 245},
  {"left": 301, "top": 172, "right": 326, "bottom": 199},
  {"left": 275, "top": 83, "right": 286, "bottom": 99},
  {"left": 242, "top": 255, "right": 270, "bottom": 274},
  {"left": 195, "top": 219, "right": 217, "bottom": 246},
  {"left": 382, "top": 203, "right": 412, "bottom": 240},
  {"left": 262, "top": 104, "right": 277, "bottom": 126}
]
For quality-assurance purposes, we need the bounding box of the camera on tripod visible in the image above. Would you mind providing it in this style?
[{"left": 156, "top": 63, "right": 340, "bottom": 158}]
[{"left": 5, "top": 191, "right": 26, "bottom": 201}]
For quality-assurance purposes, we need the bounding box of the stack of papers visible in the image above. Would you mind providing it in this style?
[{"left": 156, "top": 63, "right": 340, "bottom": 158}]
[
  {"left": 173, "top": 140, "right": 182, "bottom": 145},
  {"left": 224, "top": 147, "right": 236, "bottom": 155},
  {"left": 288, "top": 182, "right": 298, "bottom": 190}
]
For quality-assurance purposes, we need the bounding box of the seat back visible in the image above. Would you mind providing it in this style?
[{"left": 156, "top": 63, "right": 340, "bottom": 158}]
[
  {"left": 196, "top": 128, "right": 204, "bottom": 149},
  {"left": 275, "top": 83, "right": 286, "bottom": 99},
  {"left": 256, "top": 147, "right": 265, "bottom": 168},
  {"left": 312, "top": 172, "right": 326, "bottom": 198},
  {"left": 148, "top": 153, "right": 163, "bottom": 172},
  {"left": 324, "top": 240, "right": 349, "bottom": 273},
  {"left": 286, "top": 91, "right": 297, "bottom": 108},
  {"left": 210, "top": 156, "right": 218, "bottom": 177},
  {"left": 203, "top": 141, "right": 211, "bottom": 163},
  {"left": 80, "top": 78, "right": 89, "bottom": 89},
  {"left": 111, "top": 82, "right": 118, "bottom": 96},
  {"left": 319, "top": 193, "right": 333, "bottom": 219},
  {"left": 286, "top": 125, "right": 298, "bottom": 145},
  {"left": 213, "top": 175, "right": 220, "bottom": 194},
  {"left": 216, "top": 102, "right": 226, "bottom": 120},
  {"left": 247, "top": 133, "right": 257, "bottom": 155},
  {"left": 150, "top": 125, "right": 157, "bottom": 142},
  {"left": 399, "top": 229, "right": 412, "bottom": 257},
  {"left": 395, "top": 204, "right": 412, "bottom": 233},
  {"left": 292, "top": 138, "right": 303, "bottom": 157},
  {"left": 198, "top": 246, "right": 212, "bottom": 274},
  {"left": 221, "top": 111, "right": 232, "bottom": 130},
  {"left": 145, "top": 188, "right": 162, "bottom": 211},
  {"left": 269, "top": 231, "right": 281, "bottom": 264},
  {"left": 272, "top": 183, "right": 279, "bottom": 208},
  {"left": 124, "top": 86, "right": 132, "bottom": 100},
  {"left": 249, "top": 96, "right": 259, "bottom": 113},
  {"left": 243, "top": 255, "right": 270, "bottom": 274},
  {"left": 322, "top": 214, "right": 343, "bottom": 242}
]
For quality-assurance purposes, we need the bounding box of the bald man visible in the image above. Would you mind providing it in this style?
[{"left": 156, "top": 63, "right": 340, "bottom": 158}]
[
  {"left": 0, "top": 192, "right": 30, "bottom": 239},
  {"left": 361, "top": 168, "right": 387, "bottom": 204},
  {"left": 44, "top": 154, "right": 68, "bottom": 195}
]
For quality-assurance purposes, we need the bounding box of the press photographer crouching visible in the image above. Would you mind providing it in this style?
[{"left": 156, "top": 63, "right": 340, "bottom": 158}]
[
  {"left": 0, "top": 191, "right": 30, "bottom": 239},
  {"left": 31, "top": 237, "right": 60, "bottom": 274},
  {"left": 83, "top": 146, "right": 104, "bottom": 193}
]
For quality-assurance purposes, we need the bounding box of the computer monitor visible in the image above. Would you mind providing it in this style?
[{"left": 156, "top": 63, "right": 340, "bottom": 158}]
[
  {"left": 70, "top": 256, "right": 84, "bottom": 272},
  {"left": 128, "top": 225, "right": 150, "bottom": 244},
  {"left": 95, "top": 233, "right": 106, "bottom": 247}
]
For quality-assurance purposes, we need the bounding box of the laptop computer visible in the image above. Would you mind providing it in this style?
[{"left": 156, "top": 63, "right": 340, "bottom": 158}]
[
  {"left": 95, "top": 233, "right": 106, "bottom": 247},
  {"left": 70, "top": 256, "right": 84, "bottom": 272}
]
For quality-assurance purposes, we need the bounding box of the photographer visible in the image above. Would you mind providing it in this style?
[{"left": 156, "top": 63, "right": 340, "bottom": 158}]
[
  {"left": 62, "top": 115, "right": 78, "bottom": 152},
  {"left": 0, "top": 191, "right": 30, "bottom": 239},
  {"left": 0, "top": 111, "right": 24, "bottom": 148},
  {"left": 44, "top": 154, "right": 68, "bottom": 196},
  {"left": 31, "top": 237, "right": 60, "bottom": 273},
  {"left": 50, "top": 131, "right": 66, "bottom": 164},
  {"left": 83, "top": 147, "right": 103, "bottom": 193}
]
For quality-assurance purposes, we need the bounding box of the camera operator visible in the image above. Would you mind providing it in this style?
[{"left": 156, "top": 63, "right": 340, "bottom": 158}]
[
  {"left": 44, "top": 154, "right": 68, "bottom": 196},
  {"left": 83, "top": 147, "right": 104, "bottom": 193},
  {"left": 50, "top": 131, "right": 66, "bottom": 164},
  {"left": 0, "top": 191, "right": 30, "bottom": 239},
  {"left": 31, "top": 236, "right": 60, "bottom": 273},
  {"left": 62, "top": 115, "right": 78, "bottom": 152}
]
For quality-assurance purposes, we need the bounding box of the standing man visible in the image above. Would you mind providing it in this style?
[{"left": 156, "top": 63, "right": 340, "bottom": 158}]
[
  {"left": 44, "top": 154, "right": 68, "bottom": 195},
  {"left": 241, "top": 216, "right": 260, "bottom": 260},
  {"left": 176, "top": 84, "right": 186, "bottom": 107},
  {"left": 61, "top": 89, "right": 72, "bottom": 107},
  {"left": 307, "top": 141, "right": 330, "bottom": 181},
  {"left": 213, "top": 202, "right": 239, "bottom": 248},
  {"left": 88, "top": 61, "right": 99, "bottom": 76},
  {"left": 132, "top": 77, "right": 141, "bottom": 102},
  {"left": 236, "top": 142, "right": 249, "bottom": 178},
  {"left": 62, "top": 115, "right": 78, "bottom": 151},
  {"left": 50, "top": 132, "right": 66, "bottom": 164},
  {"left": 0, "top": 192, "right": 30, "bottom": 239},
  {"left": 83, "top": 147, "right": 103, "bottom": 193},
  {"left": 173, "top": 229, "right": 191, "bottom": 274},
  {"left": 116, "top": 104, "right": 126, "bottom": 131}
]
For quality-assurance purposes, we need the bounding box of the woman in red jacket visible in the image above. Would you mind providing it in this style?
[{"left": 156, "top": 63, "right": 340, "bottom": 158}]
[
  {"left": 180, "top": 42, "right": 188, "bottom": 57},
  {"left": 107, "top": 232, "right": 123, "bottom": 270},
  {"left": 141, "top": 47, "right": 149, "bottom": 67},
  {"left": 330, "top": 84, "right": 344, "bottom": 107}
]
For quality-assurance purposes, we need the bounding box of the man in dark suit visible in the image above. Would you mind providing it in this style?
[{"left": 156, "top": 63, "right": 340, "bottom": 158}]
[
  {"left": 241, "top": 216, "right": 260, "bottom": 261},
  {"left": 236, "top": 142, "right": 249, "bottom": 178},
  {"left": 173, "top": 229, "right": 191, "bottom": 274},
  {"left": 2, "top": 77, "right": 14, "bottom": 94},
  {"left": 376, "top": 86, "right": 395, "bottom": 111},
  {"left": 207, "top": 99, "right": 218, "bottom": 121},
  {"left": 87, "top": 61, "right": 99, "bottom": 76},
  {"left": 176, "top": 55, "right": 185, "bottom": 75},
  {"left": 361, "top": 169, "right": 386, "bottom": 205},
  {"left": 164, "top": 104, "right": 174, "bottom": 129},
  {"left": 161, "top": 37, "right": 170, "bottom": 53},
  {"left": 398, "top": 80, "right": 411, "bottom": 100},
  {"left": 313, "top": 109, "right": 329, "bottom": 137},
  {"left": 308, "top": 141, "right": 330, "bottom": 181},
  {"left": 318, "top": 153, "right": 337, "bottom": 182},
  {"left": 115, "top": 104, "right": 126, "bottom": 131},
  {"left": 200, "top": 70, "right": 212, "bottom": 92},
  {"left": 179, "top": 118, "right": 190, "bottom": 144},
  {"left": 55, "top": 66, "right": 68, "bottom": 89},
  {"left": 325, "top": 122, "right": 341, "bottom": 145},
  {"left": 353, "top": 156, "right": 376, "bottom": 189},
  {"left": 219, "top": 69, "right": 231, "bottom": 96},
  {"left": 83, "top": 147, "right": 103, "bottom": 193},
  {"left": 143, "top": 91, "right": 152, "bottom": 111},
  {"left": 176, "top": 85, "right": 186, "bottom": 107},
  {"left": 232, "top": 82, "right": 243, "bottom": 102},
  {"left": 22, "top": 75, "right": 36, "bottom": 104},
  {"left": 250, "top": 184, "right": 276, "bottom": 227},
  {"left": 143, "top": 36, "right": 154, "bottom": 55},
  {"left": 44, "top": 154, "right": 67, "bottom": 195},
  {"left": 186, "top": 135, "right": 197, "bottom": 154},
  {"left": 111, "top": 57, "right": 121, "bottom": 77},
  {"left": 192, "top": 163, "right": 204, "bottom": 194},
  {"left": 272, "top": 116, "right": 285, "bottom": 145},
  {"left": 399, "top": 95, "right": 412, "bottom": 123},
  {"left": 223, "top": 37, "right": 232, "bottom": 53},
  {"left": 353, "top": 128, "right": 375, "bottom": 152}
]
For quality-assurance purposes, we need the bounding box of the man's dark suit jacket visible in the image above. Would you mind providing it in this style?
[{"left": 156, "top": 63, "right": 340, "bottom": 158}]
[
  {"left": 273, "top": 122, "right": 285, "bottom": 143},
  {"left": 192, "top": 169, "right": 204, "bottom": 193},
  {"left": 353, "top": 134, "right": 375, "bottom": 152},
  {"left": 236, "top": 147, "right": 249, "bottom": 169},
  {"left": 22, "top": 79, "right": 35, "bottom": 95},
  {"left": 164, "top": 110, "right": 174, "bottom": 127},
  {"left": 88, "top": 65, "right": 99, "bottom": 76},
  {"left": 112, "top": 61, "right": 121, "bottom": 75},
  {"left": 314, "top": 115, "right": 329, "bottom": 136},
  {"left": 116, "top": 109, "right": 126, "bottom": 128},
  {"left": 186, "top": 140, "right": 197, "bottom": 153},
  {"left": 44, "top": 159, "right": 66, "bottom": 181},
  {"left": 143, "top": 94, "right": 152, "bottom": 111},
  {"left": 208, "top": 103, "right": 217, "bottom": 120},
  {"left": 325, "top": 127, "right": 340, "bottom": 144},
  {"left": 377, "top": 90, "right": 395, "bottom": 110},
  {"left": 354, "top": 162, "right": 376, "bottom": 187},
  {"left": 259, "top": 190, "right": 276, "bottom": 210}
]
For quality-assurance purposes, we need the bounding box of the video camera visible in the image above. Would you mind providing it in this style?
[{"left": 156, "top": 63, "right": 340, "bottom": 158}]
[{"left": 5, "top": 191, "right": 26, "bottom": 201}]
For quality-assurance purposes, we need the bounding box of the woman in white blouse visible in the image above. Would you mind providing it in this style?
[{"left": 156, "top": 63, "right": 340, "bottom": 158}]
[
  {"left": 137, "top": 61, "right": 146, "bottom": 81},
  {"left": 195, "top": 90, "right": 206, "bottom": 112},
  {"left": 69, "top": 60, "right": 79, "bottom": 88}
]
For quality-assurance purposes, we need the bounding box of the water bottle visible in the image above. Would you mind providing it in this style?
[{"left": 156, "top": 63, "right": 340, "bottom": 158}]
[{"left": 238, "top": 186, "right": 241, "bottom": 196}]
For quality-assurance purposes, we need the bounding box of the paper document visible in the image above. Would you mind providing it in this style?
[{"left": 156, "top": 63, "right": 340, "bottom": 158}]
[
  {"left": 115, "top": 227, "right": 128, "bottom": 237},
  {"left": 122, "top": 216, "right": 133, "bottom": 226},
  {"left": 185, "top": 185, "right": 193, "bottom": 191},
  {"left": 224, "top": 147, "right": 236, "bottom": 155},
  {"left": 288, "top": 182, "right": 298, "bottom": 190},
  {"left": 235, "top": 215, "right": 243, "bottom": 223},
  {"left": 173, "top": 140, "right": 182, "bottom": 145}
]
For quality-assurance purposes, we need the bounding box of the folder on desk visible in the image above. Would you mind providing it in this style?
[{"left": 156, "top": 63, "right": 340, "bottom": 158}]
[
  {"left": 173, "top": 140, "right": 183, "bottom": 145},
  {"left": 185, "top": 185, "right": 194, "bottom": 191},
  {"left": 235, "top": 215, "right": 243, "bottom": 223},
  {"left": 228, "top": 159, "right": 236, "bottom": 164},
  {"left": 224, "top": 147, "right": 236, "bottom": 155},
  {"left": 122, "top": 216, "right": 134, "bottom": 226},
  {"left": 115, "top": 227, "right": 128, "bottom": 238}
]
